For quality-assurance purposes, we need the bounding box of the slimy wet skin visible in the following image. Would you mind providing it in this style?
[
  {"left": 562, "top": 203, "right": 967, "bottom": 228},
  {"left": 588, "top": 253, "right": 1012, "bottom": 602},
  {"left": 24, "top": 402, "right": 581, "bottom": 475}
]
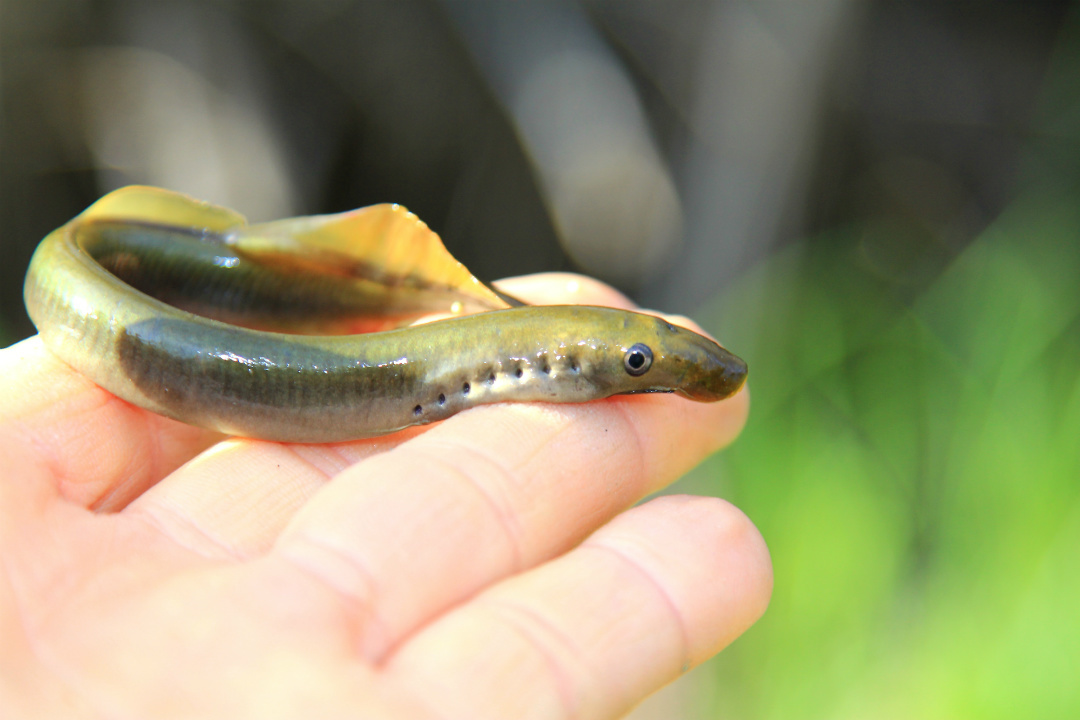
[{"left": 24, "top": 187, "right": 747, "bottom": 443}]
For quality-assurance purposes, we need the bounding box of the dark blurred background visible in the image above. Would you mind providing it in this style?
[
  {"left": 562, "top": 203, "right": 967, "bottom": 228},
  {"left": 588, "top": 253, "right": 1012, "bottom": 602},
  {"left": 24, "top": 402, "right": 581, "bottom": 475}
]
[{"left": 4, "top": 2, "right": 1080, "bottom": 718}]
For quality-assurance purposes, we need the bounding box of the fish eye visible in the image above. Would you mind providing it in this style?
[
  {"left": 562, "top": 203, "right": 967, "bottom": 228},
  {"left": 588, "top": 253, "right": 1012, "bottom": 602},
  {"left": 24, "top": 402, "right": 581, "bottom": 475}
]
[{"left": 623, "top": 343, "right": 653, "bottom": 376}]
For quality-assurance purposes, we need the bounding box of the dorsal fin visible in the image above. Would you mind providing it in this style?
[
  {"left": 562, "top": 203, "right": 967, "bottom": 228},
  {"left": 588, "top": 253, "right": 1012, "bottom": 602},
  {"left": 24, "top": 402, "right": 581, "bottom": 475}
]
[
  {"left": 230, "top": 204, "right": 512, "bottom": 312},
  {"left": 75, "top": 186, "right": 246, "bottom": 233}
]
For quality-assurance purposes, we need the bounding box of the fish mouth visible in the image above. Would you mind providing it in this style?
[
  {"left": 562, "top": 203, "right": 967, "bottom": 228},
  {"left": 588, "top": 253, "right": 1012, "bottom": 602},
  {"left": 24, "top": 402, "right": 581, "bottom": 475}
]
[
  {"left": 717, "top": 350, "right": 749, "bottom": 398},
  {"left": 677, "top": 337, "right": 748, "bottom": 402}
]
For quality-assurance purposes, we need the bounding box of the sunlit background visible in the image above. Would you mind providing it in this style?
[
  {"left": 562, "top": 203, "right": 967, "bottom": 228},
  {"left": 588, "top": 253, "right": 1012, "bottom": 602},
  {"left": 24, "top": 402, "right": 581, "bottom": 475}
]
[{"left": 3, "top": 1, "right": 1079, "bottom": 717}]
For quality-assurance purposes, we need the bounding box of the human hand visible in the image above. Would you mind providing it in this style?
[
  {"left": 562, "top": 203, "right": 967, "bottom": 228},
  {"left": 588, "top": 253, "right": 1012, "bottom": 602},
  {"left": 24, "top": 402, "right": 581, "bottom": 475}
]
[{"left": 0, "top": 273, "right": 771, "bottom": 719}]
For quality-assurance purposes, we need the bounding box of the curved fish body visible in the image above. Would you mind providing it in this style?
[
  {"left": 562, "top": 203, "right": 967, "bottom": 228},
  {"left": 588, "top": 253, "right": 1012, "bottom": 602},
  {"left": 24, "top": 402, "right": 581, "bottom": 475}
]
[{"left": 24, "top": 188, "right": 747, "bottom": 443}]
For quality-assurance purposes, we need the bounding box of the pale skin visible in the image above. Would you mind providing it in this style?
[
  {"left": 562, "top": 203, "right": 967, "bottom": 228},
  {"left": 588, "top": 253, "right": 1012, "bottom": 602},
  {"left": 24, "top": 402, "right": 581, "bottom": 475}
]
[{"left": 0, "top": 273, "right": 771, "bottom": 720}]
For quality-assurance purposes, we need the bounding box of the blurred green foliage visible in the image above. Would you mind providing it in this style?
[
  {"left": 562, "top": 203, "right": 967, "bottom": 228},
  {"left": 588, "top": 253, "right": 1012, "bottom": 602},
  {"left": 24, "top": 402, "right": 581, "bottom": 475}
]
[
  {"left": 690, "top": 192, "right": 1080, "bottom": 718},
  {"left": 674, "top": 16, "right": 1080, "bottom": 717}
]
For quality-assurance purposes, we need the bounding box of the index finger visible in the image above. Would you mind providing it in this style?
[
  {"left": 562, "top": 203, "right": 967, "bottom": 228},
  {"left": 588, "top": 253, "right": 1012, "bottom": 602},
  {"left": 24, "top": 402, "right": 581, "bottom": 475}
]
[
  {"left": 0, "top": 275, "right": 616, "bottom": 510},
  {"left": 494, "top": 273, "right": 637, "bottom": 309}
]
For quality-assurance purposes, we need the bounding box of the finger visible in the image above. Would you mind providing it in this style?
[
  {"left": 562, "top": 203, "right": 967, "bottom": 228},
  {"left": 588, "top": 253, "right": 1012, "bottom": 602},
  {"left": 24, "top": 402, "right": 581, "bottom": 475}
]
[
  {"left": 0, "top": 275, "right": 610, "bottom": 512},
  {"left": 386, "top": 495, "right": 773, "bottom": 720},
  {"left": 124, "top": 429, "right": 422, "bottom": 559},
  {"left": 0, "top": 337, "right": 219, "bottom": 510},
  {"left": 270, "top": 377, "right": 749, "bottom": 661},
  {"left": 495, "top": 273, "right": 636, "bottom": 309},
  {"left": 125, "top": 273, "right": 661, "bottom": 558},
  {"left": 497, "top": 276, "right": 730, "bottom": 350}
]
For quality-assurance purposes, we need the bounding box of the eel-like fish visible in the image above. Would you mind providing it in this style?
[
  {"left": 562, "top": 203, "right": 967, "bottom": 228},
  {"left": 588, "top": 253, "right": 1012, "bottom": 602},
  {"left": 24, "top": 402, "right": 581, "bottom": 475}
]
[{"left": 23, "top": 187, "right": 746, "bottom": 442}]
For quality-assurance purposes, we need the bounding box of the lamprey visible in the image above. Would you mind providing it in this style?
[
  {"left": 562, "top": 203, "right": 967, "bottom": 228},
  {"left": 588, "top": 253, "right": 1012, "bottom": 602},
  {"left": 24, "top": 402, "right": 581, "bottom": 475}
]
[{"left": 24, "top": 187, "right": 747, "bottom": 442}]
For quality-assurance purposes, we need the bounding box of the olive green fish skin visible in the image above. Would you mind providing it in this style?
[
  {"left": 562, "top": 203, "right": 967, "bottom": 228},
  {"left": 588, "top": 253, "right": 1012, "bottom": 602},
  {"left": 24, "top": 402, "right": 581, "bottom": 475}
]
[
  {"left": 24, "top": 219, "right": 747, "bottom": 443},
  {"left": 77, "top": 220, "right": 503, "bottom": 334}
]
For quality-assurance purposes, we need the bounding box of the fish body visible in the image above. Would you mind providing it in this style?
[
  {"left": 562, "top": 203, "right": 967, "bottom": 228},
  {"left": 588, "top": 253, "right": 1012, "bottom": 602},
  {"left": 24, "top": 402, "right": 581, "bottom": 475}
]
[{"left": 24, "top": 187, "right": 747, "bottom": 442}]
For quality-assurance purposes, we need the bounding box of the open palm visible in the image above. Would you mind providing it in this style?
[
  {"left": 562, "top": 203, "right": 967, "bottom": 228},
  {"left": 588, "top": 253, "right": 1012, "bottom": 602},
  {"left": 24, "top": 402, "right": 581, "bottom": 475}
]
[{"left": 0, "top": 274, "right": 770, "bottom": 719}]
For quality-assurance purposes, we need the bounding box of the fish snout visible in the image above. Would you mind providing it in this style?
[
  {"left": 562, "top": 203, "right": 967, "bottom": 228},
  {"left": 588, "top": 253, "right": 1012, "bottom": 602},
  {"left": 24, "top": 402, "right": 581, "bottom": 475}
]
[{"left": 674, "top": 335, "right": 748, "bottom": 402}]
